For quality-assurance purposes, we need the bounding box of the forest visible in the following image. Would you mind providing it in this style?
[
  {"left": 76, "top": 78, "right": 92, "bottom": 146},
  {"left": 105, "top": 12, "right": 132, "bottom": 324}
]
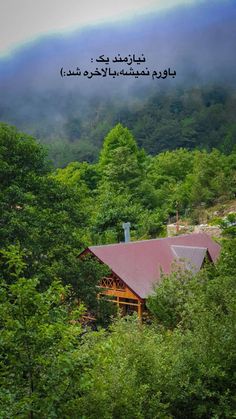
[
  {"left": 0, "top": 121, "right": 236, "bottom": 418},
  {"left": 42, "top": 86, "right": 236, "bottom": 167}
]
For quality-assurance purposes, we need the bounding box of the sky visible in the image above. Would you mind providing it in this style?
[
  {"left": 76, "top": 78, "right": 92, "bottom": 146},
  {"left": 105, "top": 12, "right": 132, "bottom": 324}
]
[{"left": 0, "top": 0, "right": 200, "bottom": 57}]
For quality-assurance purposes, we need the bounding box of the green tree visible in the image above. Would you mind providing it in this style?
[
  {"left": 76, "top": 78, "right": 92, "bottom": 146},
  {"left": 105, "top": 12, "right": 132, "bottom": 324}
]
[
  {"left": 145, "top": 239, "right": 236, "bottom": 417},
  {"left": 99, "top": 123, "right": 145, "bottom": 191},
  {"left": 0, "top": 123, "right": 107, "bottom": 318},
  {"left": 0, "top": 246, "right": 84, "bottom": 418}
]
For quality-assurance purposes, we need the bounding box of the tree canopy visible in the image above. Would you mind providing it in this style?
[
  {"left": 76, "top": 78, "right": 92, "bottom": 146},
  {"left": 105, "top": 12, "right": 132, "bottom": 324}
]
[{"left": 0, "top": 120, "right": 236, "bottom": 417}]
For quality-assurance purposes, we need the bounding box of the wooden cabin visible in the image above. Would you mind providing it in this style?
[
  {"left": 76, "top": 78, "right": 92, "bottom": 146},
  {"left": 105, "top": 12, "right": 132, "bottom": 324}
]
[{"left": 80, "top": 233, "right": 220, "bottom": 319}]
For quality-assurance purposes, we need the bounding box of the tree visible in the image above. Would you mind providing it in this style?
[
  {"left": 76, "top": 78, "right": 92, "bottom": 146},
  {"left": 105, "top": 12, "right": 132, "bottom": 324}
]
[
  {"left": 99, "top": 123, "right": 145, "bottom": 191},
  {"left": 145, "top": 239, "right": 236, "bottom": 417},
  {"left": 0, "top": 245, "right": 84, "bottom": 418},
  {"left": 0, "top": 123, "right": 108, "bottom": 318}
]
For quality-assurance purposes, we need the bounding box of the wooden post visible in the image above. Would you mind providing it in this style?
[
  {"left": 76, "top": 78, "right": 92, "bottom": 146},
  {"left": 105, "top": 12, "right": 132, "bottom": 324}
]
[
  {"left": 176, "top": 201, "right": 179, "bottom": 233},
  {"left": 176, "top": 208, "right": 179, "bottom": 233},
  {"left": 138, "top": 301, "right": 142, "bottom": 320}
]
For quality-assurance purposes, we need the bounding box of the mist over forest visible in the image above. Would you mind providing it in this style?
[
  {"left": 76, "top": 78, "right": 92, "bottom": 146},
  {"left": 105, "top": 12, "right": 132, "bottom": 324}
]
[{"left": 0, "top": 0, "right": 236, "bottom": 166}]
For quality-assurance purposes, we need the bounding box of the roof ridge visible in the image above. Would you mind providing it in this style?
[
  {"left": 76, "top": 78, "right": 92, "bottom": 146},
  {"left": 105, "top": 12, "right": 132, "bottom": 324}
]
[
  {"left": 89, "top": 232, "right": 209, "bottom": 249},
  {"left": 171, "top": 245, "right": 208, "bottom": 250}
]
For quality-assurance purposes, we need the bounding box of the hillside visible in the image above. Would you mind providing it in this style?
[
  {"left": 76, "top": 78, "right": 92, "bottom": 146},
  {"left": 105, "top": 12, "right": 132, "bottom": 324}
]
[{"left": 0, "top": 0, "right": 236, "bottom": 166}]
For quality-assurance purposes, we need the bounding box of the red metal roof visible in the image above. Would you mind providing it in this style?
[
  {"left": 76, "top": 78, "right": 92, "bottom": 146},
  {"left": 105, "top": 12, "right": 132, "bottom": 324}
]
[{"left": 88, "top": 233, "right": 221, "bottom": 299}]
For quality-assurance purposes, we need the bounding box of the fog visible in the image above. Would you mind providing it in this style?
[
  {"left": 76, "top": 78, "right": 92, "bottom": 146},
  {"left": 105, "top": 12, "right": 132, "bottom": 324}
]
[{"left": 0, "top": 0, "right": 235, "bottom": 140}]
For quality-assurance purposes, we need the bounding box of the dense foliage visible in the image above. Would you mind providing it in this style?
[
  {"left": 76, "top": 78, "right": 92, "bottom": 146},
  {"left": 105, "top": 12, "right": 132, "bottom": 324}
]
[
  {"left": 1, "top": 119, "right": 236, "bottom": 252},
  {"left": 0, "top": 123, "right": 110, "bottom": 320},
  {"left": 0, "top": 240, "right": 235, "bottom": 418},
  {"left": 55, "top": 123, "right": 236, "bottom": 243},
  {"left": 0, "top": 120, "right": 236, "bottom": 417},
  {"left": 42, "top": 86, "right": 236, "bottom": 166}
]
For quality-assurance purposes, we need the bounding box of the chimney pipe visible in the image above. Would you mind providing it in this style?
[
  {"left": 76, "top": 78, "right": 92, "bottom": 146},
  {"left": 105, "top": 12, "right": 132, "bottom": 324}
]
[{"left": 122, "top": 222, "right": 131, "bottom": 242}]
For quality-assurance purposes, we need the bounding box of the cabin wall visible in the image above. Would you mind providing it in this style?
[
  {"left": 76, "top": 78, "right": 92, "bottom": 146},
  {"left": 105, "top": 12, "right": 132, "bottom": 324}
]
[{"left": 99, "top": 275, "right": 144, "bottom": 318}]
